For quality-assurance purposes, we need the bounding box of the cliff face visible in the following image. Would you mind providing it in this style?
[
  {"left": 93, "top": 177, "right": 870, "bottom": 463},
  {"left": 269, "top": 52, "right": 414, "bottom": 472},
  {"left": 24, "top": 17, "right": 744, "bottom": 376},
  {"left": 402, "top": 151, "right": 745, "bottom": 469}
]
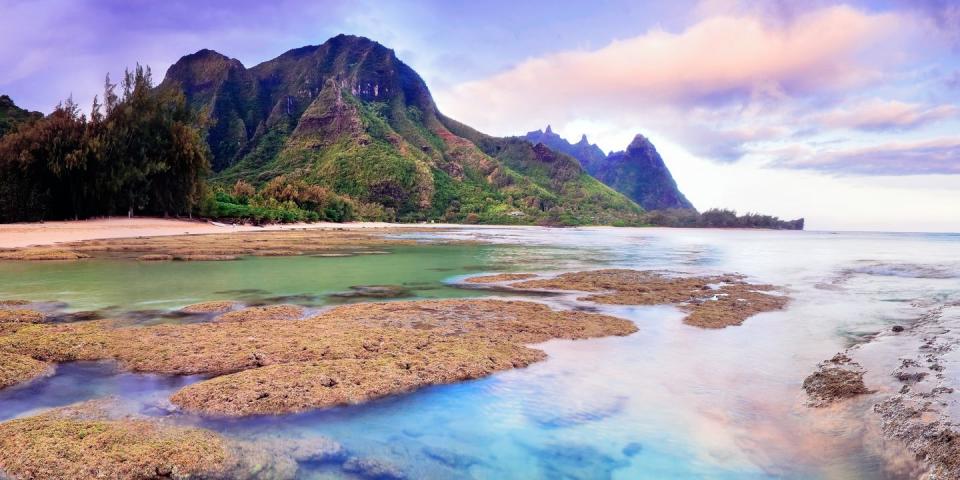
[
  {"left": 160, "top": 35, "right": 643, "bottom": 224},
  {"left": 523, "top": 127, "right": 695, "bottom": 211},
  {"left": 597, "top": 135, "right": 694, "bottom": 212},
  {"left": 0, "top": 95, "right": 43, "bottom": 138}
]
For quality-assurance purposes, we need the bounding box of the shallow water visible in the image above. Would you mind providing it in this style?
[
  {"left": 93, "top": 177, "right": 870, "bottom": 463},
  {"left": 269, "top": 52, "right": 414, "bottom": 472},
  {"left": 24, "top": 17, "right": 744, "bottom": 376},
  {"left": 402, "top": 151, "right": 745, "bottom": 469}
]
[{"left": 2, "top": 227, "right": 959, "bottom": 478}]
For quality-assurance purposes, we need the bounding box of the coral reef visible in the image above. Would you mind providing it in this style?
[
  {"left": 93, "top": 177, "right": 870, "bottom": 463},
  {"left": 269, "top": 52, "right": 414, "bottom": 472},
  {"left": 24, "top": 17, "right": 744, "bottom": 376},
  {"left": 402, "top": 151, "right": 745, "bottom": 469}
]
[
  {"left": 464, "top": 273, "right": 537, "bottom": 284},
  {"left": 0, "top": 351, "right": 51, "bottom": 389},
  {"left": 0, "top": 299, "right": 635, "bottom": 415},
  {"left": 802, "top": 353, "right": 874, "bottom": 407},
  {"left": 180, "top": 301, "right": 240, "bottom": 314},
  {"left": 472, "top": 269, "right": 788, "bottom": 328}
]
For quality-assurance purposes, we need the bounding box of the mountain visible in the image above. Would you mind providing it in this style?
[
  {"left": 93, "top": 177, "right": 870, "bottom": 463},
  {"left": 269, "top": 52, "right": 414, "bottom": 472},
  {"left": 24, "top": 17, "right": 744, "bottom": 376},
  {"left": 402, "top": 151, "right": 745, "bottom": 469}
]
[
  {"left": 598, "top": 135, "right": 694, "bottom": 211},
  {"left": 522, "top": 127, "right": 695, "bottom": 211},
  {"left": 0, "top": 95, "right": 43, "bottom": 137},
  {"left": 524, "top": 125, "right": 607, "bottom": 172},
  {"left": 160, "top": 35, "right": 643, "bottom": 225}
]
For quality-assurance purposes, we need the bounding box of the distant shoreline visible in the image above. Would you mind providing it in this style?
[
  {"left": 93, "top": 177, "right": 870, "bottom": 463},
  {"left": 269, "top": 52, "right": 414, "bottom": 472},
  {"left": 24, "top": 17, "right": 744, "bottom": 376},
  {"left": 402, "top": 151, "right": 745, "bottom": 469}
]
[{"left": 0, "top": 216, "right": 819, "bottom": 250}]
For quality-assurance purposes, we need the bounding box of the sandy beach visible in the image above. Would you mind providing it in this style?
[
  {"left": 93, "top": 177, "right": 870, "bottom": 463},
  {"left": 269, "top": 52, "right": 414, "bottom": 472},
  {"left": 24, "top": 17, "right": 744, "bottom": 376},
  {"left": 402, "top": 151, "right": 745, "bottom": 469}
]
[{"left": 0, "top": 217, "right": 465, "bottom": 249}]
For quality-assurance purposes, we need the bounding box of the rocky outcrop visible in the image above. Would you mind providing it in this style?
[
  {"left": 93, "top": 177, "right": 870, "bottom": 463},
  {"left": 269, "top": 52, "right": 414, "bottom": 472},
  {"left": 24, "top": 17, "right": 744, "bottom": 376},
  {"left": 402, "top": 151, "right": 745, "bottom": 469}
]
[{"left": 522, "top": 127, "right": 694, "bottom": 211}]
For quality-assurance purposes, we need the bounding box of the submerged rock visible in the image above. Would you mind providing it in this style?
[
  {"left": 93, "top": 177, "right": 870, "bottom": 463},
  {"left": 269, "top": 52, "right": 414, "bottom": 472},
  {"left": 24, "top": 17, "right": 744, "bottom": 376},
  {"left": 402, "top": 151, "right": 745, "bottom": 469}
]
[
  {"left": 802, "top": 353, "right": 874, "bottom": 407},
  {"left": 342, "top": 456, "right": 407, "bottom": 480},
  {"left": 330, "top": 285, "right": 413, "bottom": 299},
  {"left": 137, "top": 254, "right": 174, "bottom": 261}
]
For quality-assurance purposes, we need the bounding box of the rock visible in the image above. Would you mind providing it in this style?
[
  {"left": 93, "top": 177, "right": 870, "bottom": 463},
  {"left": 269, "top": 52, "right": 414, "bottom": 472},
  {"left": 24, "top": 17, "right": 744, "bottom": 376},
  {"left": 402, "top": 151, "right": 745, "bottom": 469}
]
[
  {"left": 422, "top": 446, "right": 480, "bottom": 469},
  {"left": 180, "top": 300, "right": 240, "bottom": 314},
  {"left": 803, "top": 353, "right": 874, "bottom": 407},
  {"left": 622, "top": 442, "right": 643, "bottom": 457},
  {"left": 330, "top": 285, "right": 412, "bottom": 299},
  {"left": 342, "top": 456, "right": 407, "bottom": 480}
]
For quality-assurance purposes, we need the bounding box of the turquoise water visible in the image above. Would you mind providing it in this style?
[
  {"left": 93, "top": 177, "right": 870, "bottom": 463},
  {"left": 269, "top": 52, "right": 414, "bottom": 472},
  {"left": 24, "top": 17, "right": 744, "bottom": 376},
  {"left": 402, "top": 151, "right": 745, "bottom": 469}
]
[{"left": 2, "top": 227, "right": 960, "bottom": 478}]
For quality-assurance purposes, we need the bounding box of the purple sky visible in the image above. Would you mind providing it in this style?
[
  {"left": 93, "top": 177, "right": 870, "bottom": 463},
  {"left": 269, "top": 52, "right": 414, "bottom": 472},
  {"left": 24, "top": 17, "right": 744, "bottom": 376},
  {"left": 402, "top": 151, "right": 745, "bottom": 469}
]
[{"left": 2, "top": 0, "right": 958, "bottom": 231}]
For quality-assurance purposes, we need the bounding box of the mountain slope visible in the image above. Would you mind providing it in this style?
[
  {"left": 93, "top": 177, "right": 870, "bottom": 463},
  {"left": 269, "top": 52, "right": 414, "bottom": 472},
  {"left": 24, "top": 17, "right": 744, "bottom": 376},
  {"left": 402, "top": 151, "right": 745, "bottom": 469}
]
[
  {"left": 0, "top": 95, "right": 43, "bottom": 138},
  {"left": 160, "top": 35, "right": 643, "bottom": 225},
  {"left": 598, "top": 135, "right": 694, "bottom": 211},
  {"left": 522, "top": 127, "right": 694, "bottom": 211}
]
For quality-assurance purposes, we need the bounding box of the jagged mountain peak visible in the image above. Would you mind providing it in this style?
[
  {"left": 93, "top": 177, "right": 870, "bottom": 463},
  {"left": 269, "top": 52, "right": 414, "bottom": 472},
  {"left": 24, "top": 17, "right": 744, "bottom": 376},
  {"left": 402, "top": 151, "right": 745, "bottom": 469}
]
[{"left": 522, "top": 128, "right": 694, "bottom": 212}]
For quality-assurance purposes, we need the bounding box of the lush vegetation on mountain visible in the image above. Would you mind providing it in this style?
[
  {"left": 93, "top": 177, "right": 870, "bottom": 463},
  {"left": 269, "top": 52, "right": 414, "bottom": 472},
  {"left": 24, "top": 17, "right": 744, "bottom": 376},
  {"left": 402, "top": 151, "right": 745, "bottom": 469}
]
[
  {"left": 0, "top": 96, "right": 43, "bottom": 138},
  {"left": 0, "top": 67, "right": 207, "bottom": 222}
]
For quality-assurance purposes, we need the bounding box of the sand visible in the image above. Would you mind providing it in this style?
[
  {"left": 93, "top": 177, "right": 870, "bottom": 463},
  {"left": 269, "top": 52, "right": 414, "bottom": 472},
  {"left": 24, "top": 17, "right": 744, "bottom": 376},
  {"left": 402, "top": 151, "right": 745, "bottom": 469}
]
[{"left": 0, "top": 217, "right": 467, "bottom": 249}]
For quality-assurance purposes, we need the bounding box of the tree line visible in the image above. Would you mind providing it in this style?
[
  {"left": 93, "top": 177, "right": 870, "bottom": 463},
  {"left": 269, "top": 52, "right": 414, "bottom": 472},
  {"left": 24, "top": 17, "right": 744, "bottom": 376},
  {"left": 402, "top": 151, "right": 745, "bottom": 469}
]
[
  {"left": 643, "top": 208, "right": 804, "bottom": 230},
  {"left": 0, "top": 66, "right": 208, "bottom": 222}
]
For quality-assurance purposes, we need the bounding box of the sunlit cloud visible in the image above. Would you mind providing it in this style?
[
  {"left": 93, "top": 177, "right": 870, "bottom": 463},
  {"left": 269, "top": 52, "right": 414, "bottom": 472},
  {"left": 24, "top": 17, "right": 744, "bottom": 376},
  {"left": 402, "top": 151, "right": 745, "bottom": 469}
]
[
  {"left": 774, "top": 137, "right": 960, "bottom": 176},
  {"left": 436, "top": 5, "right": 903, "bottom": 143},
  {"left": 810, "top": 99, "right": 958, "bottom": 132}
]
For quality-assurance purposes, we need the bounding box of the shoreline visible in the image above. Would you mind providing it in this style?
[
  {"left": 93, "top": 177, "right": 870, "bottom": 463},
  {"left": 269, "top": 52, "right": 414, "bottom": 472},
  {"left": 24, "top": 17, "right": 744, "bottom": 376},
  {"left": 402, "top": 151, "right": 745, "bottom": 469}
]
[
  {"left": 0, "top": 217, "right": 822, "bottom": 250},
  {"left": 0, "top": 217, "right": 473, "bottom": 249}
]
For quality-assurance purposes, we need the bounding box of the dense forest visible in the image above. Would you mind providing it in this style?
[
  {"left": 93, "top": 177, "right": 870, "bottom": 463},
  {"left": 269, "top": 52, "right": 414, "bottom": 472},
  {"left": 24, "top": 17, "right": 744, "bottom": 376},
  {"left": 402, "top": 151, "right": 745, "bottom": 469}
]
[
  {"left": 643, "top": 208, "right": 804, "bottom": 230},
  {"left": 0, "top": 66, "right": 207, "bottom": 222}
]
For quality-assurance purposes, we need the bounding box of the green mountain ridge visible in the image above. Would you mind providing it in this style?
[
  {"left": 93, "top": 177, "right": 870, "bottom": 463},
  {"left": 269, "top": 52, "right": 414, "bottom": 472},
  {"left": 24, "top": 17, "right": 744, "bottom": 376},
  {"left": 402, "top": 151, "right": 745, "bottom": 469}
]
[
  {"left": 160, "top": 34, "right": 643, "bottom": 225},
  {"left": 0, "top": 95, "right": 43, "bottom": 138},
  {"left": 523, "top": 126, "right": 695, "bottom": 211}
]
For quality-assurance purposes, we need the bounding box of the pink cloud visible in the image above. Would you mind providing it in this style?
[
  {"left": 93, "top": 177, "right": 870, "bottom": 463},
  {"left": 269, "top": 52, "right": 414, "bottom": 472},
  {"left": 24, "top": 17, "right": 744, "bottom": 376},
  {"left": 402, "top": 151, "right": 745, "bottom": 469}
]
[
  {"left": 775, "top": 137, "right": 960, "bottom": 175},
  {"left": 436, "top": 5, "right": 903, "bottom": 135},
  {"left": 811, "top": 99, "right": 958, "bottom": 131}
]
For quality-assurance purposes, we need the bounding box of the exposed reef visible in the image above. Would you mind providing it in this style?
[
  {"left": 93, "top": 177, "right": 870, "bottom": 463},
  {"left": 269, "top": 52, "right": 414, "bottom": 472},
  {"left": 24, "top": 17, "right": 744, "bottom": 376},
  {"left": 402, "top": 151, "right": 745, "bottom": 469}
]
[
  {"left": 0, "top": 299, "right": 635, "bottom": 415},
  {"left": 466, "top": 269, "right": 789, "bottom": 328},
  {"left": 179, "top": 301, "right": 240, "bottom": 314},
  {"left": 0, "top": 351, "right": 51, "bottom": 389},
  {"left": 215, "top": 304, "right": 304, "bottom": 323},
  {"left": 0, "top": 399, "right": 350, "bottom": 479},
  {"left": 0, "top": 401, "right": 232, "bottom": 479},
  {"left": 804, "top": 302, "right": 960, "bottom": 477},
  {"left": 802, "top": 353, "right": 873, "bottom": 407},
  {"left": 463, "top": 273, "right": 537, "bottom": 284}
]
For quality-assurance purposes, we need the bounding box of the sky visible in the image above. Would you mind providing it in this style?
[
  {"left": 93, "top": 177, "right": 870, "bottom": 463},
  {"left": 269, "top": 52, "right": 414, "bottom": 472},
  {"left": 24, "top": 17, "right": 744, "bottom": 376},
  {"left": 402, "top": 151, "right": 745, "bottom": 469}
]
[{"left": 1, "top": 0, "right": 958, "bottom": 232}]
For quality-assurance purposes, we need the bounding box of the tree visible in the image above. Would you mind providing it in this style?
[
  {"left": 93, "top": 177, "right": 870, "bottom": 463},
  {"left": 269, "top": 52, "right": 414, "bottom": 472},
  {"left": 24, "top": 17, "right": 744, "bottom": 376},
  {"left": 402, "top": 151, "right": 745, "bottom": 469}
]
[{"left": 0, "top": 64, "right": 210, "bottom": 222}]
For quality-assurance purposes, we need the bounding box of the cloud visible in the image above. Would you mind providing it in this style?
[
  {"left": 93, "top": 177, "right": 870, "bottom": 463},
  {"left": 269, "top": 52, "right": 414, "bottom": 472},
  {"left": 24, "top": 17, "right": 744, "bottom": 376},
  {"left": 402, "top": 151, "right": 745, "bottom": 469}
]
[
  {"left": 774, "top": 138, "right": 960, "bottom": 175},
  {"left": 436, "top": 5, "right": 900, "bottom": 138},
  {"left": 810, "top": 99, "right": 958, "bottom": 131}
]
